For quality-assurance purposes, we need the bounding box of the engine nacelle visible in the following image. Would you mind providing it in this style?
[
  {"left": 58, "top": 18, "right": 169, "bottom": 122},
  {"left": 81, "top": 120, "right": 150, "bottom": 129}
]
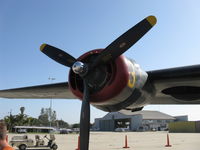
[{"left": 68, "top": 49, "right": 148, "bottom": 111}]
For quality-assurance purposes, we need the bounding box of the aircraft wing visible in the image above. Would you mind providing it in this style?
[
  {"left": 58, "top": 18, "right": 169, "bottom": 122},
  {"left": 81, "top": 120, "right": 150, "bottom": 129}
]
[
  {"left": 147, "top": 64, "right": 200, "bottom": 104},
  {"left": 0, "top": 82, "right": 77, "bottom": 99}
]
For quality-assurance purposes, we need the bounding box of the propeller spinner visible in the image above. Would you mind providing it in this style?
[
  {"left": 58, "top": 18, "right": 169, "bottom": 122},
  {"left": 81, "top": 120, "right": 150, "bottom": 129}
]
[
  {"left": 72, "top": 61, "right": 88, "bottom": 76},
  {"left": 40, "top": 15, "right": 157, "bottom": 150}
]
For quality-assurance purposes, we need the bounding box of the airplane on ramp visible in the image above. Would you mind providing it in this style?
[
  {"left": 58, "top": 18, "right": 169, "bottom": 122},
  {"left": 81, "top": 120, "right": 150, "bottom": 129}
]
[{"left": 1, "top": 15, "right": 200, "bottom": 150}]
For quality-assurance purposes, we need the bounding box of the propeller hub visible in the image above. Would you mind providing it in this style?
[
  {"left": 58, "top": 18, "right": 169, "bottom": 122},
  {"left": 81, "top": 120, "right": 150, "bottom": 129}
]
[{"left": 72, "top": 61, "right": 88, "bottom": 75}]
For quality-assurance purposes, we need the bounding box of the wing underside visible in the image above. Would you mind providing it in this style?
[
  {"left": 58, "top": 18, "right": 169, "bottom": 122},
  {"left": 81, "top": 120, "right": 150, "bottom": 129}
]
[
  {"left": 147, "top": 64, "right": 200, "bottom": 104},
  {"left": 0, "top": 82, "right": 77, "bottom": 99}
]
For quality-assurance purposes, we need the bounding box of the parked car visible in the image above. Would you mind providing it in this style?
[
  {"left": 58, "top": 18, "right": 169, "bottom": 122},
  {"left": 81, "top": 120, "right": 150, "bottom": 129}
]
[
  {"left": 17, "top": 129, "right": 27, "bottom": 133},
  {"left": 115, "top": 128, "right": 129, "bottom": 132},
  {"left": 59, "top": 128, "right": 72, "bottom": 134}
]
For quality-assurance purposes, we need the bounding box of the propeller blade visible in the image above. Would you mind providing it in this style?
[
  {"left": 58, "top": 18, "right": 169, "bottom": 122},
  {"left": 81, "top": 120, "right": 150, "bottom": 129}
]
[
  {"left": 91, "top": 16, "right": 157, "bottom": 68},
  {"left": 80, "top": 79, "right": 90, "bottom": 150},
  {"left": 40, "top": 44, "right": 76, "bottom": 67}
]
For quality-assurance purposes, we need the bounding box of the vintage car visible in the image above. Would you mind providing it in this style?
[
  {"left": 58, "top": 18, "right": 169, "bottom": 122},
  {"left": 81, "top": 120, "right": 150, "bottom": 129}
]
[{"left": 9, "top": 134, "right": 58, "bottom": 150}]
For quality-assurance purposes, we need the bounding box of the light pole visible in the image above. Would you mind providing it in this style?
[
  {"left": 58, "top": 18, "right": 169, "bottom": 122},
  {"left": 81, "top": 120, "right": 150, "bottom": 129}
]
[
  {"left": 9, "top": 109, "right": 12, "bottom": 132},
  {"left": 48, "top": 77, "right": 56, "bottom": 129}
]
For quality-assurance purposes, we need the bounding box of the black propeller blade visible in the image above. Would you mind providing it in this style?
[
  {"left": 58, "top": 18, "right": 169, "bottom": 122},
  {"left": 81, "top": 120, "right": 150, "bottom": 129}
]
[
  {"left": 40, "top": 44, "right": 76, "bottom": 67},
  {"left": 90, "top": 15, "right": 157, "bottom": 69},
  {"left": 80, "top": 79, "right": 90, "bottom": 150}
]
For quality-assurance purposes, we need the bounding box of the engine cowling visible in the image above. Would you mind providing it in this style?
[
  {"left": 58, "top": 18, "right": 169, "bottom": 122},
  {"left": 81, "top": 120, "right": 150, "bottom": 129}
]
[
  {"left": 69, "top": 49, "right": 128, "bottom": 101},
  {"left": 68, "top": 49, "right": 148, "bottom": 111}
]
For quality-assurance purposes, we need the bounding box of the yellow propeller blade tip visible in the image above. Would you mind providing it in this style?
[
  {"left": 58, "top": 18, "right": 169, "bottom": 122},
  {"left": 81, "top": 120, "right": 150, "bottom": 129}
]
[
  {"left": 146, "top": 16, "right": 157, "bottom": 26},
  {"left": 40, "top": 44, "right": 46, "bottom": 51}
]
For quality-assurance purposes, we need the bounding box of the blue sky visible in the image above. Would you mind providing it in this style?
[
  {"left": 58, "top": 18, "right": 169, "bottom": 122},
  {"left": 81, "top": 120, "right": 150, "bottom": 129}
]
[{"left": 1, "top": 0, "right": 200, "bottom": 123}]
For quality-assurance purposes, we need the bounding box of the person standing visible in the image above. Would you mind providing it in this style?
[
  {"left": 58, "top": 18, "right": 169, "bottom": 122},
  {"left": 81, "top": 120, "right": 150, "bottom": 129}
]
[{"left": 0, "top": 121, "right": 14, "bottom": 150}]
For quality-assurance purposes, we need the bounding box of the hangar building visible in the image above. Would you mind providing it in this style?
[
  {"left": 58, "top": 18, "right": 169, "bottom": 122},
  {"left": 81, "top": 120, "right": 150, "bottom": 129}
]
[{"left": 93, "top": 110, "right": 187, "bottom": 131}]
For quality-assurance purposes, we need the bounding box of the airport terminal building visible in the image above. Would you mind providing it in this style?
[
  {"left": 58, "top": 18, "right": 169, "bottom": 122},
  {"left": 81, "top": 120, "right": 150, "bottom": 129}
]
[{"left": 93, "top": 110, "right": 187, "bottom": 131}]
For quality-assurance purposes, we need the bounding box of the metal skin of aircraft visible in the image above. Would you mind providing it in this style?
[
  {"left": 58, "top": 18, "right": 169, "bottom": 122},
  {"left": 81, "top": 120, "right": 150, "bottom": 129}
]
[{"left": 1, "top": 15, "right": 200, "bottom": 150}]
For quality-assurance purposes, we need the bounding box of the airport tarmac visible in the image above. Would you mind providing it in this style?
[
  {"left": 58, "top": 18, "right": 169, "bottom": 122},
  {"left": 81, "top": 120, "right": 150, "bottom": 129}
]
[{"left": 8, "top": 131, "right": 200, "bottom": 150}]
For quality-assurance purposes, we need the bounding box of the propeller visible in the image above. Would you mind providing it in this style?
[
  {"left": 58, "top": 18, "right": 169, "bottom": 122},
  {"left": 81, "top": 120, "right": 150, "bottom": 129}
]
[
  {"left": 40, "top": 44, "right": 76, "bottom": 67},
  {"left": 90, "top": 15, "right": 157, "bottom": 69},
  {"left": 40, "top": 15, "right": 157, "bottom": 150},
  {"left": 79, "top": 79, "right": 90, "bottom": 150}
]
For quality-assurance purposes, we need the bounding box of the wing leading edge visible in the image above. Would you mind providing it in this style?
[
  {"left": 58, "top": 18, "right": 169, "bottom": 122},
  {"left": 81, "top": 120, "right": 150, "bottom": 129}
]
[
  {"left": 147, "top": 64, "right": 200, "bottom": 104},
  {"left": 0, "top": 82, "right": 77, "bottom": 99}
]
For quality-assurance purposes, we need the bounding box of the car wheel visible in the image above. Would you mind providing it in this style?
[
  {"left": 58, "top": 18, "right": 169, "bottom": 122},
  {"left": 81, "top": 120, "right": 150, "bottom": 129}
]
[
  {"left": 51, "top": 144, "right": 58, "bottom": 150},
  {"left": 19, "top": 144, "right": 27, "bottom": 150}
]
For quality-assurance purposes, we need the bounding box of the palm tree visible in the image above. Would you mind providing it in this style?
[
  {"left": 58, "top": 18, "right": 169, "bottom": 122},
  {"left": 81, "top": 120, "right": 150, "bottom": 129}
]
[{"left": 20, "top": 107, "right": 25, "bottom": 115}]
